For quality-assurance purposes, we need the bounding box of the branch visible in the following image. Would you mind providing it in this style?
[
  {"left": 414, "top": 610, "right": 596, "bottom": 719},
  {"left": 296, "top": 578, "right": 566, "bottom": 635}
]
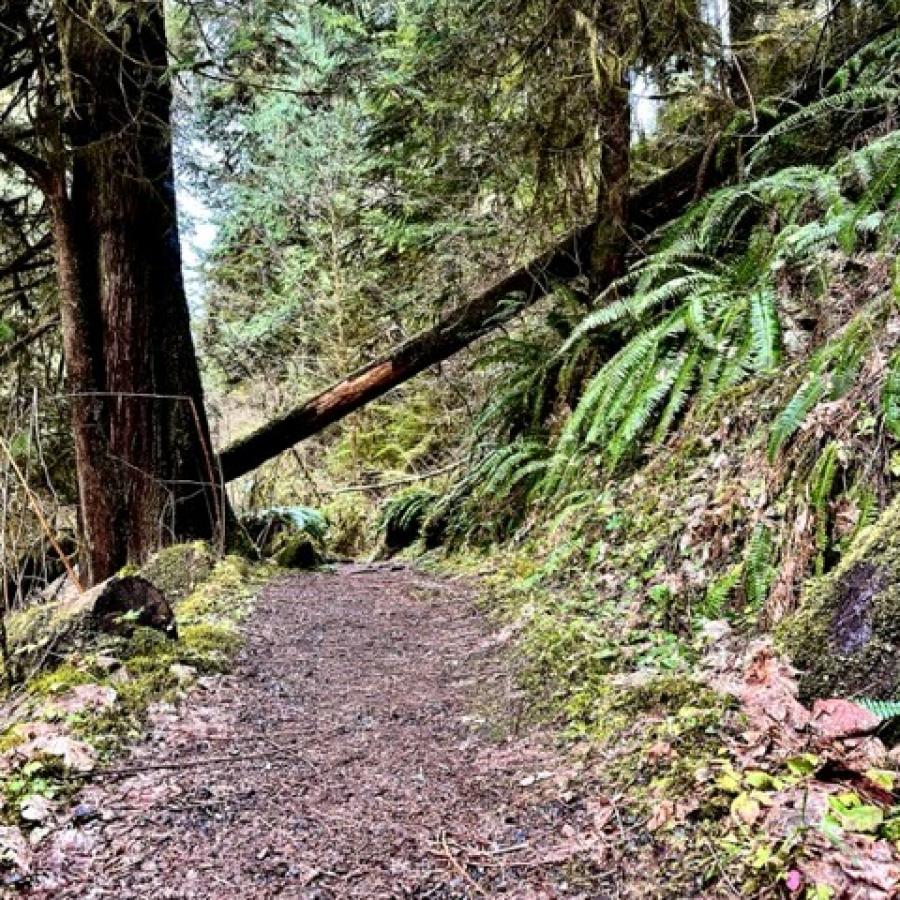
[{"left": 0, "top": 315, "right": 60, "bottom": 366}]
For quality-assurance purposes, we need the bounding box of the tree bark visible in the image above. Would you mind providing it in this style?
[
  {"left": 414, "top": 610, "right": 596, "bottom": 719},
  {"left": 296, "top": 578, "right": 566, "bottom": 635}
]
[
  {"left": 49, "top": 1, "right": 226, "bottom": 583},
  {"left": 589, "top": 73, "right": 631, "bottom": 293}
]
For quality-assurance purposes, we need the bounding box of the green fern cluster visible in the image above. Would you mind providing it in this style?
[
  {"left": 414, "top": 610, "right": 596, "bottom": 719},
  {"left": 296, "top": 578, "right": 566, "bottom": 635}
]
[
  {"left": 856, "top": 698, "right": 900, "bottom": 721},
  {"left": 420, "top": 440, "right": 549, "bottom": 548},
  {"left": 541, "top": 129, "right": 899, "bottom": 491},
  {"left": 881, "top": 351, "right": 900, "bottom": 440},
  {"left": 378, "top": 488, "right": 438, "bottom": 551},
  {"left": 266, "top": 505, "right": 329, "bottom": 542},
  {"left": 768, "top": 316, "right": 875, "bottom": 459}
]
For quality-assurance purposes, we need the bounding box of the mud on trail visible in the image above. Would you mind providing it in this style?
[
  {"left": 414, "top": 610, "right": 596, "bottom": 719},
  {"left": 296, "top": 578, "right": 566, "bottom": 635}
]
[{"left": 24, "top": 565, "right": 619, "bottom": 899}]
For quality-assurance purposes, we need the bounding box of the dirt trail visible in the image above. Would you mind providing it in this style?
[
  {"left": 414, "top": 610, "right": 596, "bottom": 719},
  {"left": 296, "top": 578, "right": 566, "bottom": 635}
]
[{"left": 25, "top": 565, "right": 617, "bottom": 899}]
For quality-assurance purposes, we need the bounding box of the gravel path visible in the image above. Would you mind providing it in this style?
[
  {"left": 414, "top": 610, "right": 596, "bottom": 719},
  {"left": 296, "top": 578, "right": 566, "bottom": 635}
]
[{"left": 24, "top": 564, "right": 616, "bottom": 898}]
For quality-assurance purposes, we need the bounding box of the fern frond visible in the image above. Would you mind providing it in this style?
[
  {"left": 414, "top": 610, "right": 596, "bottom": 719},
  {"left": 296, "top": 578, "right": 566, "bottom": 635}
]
[
  {"left": 856, "top": 698, "right": 900, "bottom": 720},
  {"left": 748, "top": 288, "right": 780, "bottom": 372},
  {"left": 768, "top": 374, "right": 827, "bottom": 459},
  {"left": 749, "top": 86, "right": 900, "bottom": 169}
]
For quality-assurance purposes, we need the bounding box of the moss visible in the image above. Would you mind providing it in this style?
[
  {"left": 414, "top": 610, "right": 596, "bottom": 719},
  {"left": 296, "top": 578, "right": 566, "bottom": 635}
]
[
  {"left": 137, "top": 541, "right": 215, "bottom": 602},
  {"left": 178, "top": 622, "right": 241, "bottom": 669},
  {"left": 0, "top": 551, "right": 272, "bottom": 812},
  {"left": 27, "top": 663, "right": 94, "bottom": 699},
  {"left": 176, "top": 554, "right": 257, "bottom": 621},
  {"left": 0, "top": 726, "right": 25, "bottom": 754},
  {"left": 272, "top": 532, "right": 323, "bottom": 568},
  {"left": 123, "top": 626, "right": 171, "bottom": 659},
  {"left": 780, "top": 494, "right": 900, "bottom": 700}
]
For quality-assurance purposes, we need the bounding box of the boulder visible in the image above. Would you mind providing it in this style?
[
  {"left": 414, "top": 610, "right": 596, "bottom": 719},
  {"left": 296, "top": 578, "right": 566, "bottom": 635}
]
[
  {"left": 5, "top": 574, "right": 176, "bottom": 681},
  {"left": 89, "top": 576, "right": 176, "bottom": 638}
]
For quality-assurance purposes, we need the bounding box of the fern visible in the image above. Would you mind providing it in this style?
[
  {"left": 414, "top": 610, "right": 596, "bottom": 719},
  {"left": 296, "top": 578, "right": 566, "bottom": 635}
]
[
  {"left": 749, "top": 288, "right": 780, "bottom": 372},
  {"left": 749, "top": 86, "right": 900, "bottom": 170},
  {"left": 379, "top": 489, "right": 438, "bottom": 540},
  {"left": 744, "top": 523, "right": 776, "bottom": 609},
  {"left": 881, "top": 350, "right": 900, "bottom": 439},
  {"left": 459, "top": 54, "right": 899, "bottom": 510},
  {"left": 269, "top": 506, "right": 328, "bottom": 542},
  {"left": 810, "top": 442, "right": 841, "bottom": 575},
  {"left": 768, "top": 374, "right": 827, "bottom": 459},
  {"left": 856, "top": 698, "right": 900, "bottom": 721}
]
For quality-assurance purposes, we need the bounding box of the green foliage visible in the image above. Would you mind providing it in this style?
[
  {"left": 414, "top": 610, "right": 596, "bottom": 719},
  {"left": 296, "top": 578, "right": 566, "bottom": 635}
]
[
  {"left": 744, "top": 524, "right": 776, "bottom": 610},
  {"left": 422, "top": 441, "right": 549, "bottom": 548},
  {"left": 269, "top": 506, "right": 328, "bottom": 543},
  {"left": 768, "top": 315, "right": 874, "bottom": 459},
  {"left": 540, "top": 132, "right": 899, "bottom": 487},
  {"left": 378, "top": 488, "right": 438, "bottom": 551},
  {"left": 881, "top": 351, "right": 900, "bottom": 439},
  {"left": 810, "top": 442, "right": 841, "bottom": 575},
  {"left": 856, "top": 698, "right": 900, "bottom": 720}
]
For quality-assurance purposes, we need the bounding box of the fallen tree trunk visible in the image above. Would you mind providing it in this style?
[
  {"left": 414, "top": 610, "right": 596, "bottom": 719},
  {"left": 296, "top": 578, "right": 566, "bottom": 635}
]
[{"left": 218, "top": 150, "right": 731, "bottom": 482}]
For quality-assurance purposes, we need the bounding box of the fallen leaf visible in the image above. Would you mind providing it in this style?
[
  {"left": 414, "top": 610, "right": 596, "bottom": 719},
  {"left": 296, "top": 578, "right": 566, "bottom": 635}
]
[
  {"left": 647, "top": 799, "right": 675, "bottom": 831},
  {"left": 811, "top": 699, "right": 881, "bottom": 740}
]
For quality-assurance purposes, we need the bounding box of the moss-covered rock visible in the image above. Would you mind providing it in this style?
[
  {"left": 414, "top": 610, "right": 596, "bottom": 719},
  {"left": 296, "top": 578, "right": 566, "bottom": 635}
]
[
  {"left": 271, "top": 532, "right": 323, "bottom": 568},
  {"left": 136, "top": 542, "right": 214, "bottom": 602},
  {"left": 781, "top": 495, "right": 900, "bottom": 700},
  {"left": 241, "top": 508, "right": 325, "bottom": 568}
]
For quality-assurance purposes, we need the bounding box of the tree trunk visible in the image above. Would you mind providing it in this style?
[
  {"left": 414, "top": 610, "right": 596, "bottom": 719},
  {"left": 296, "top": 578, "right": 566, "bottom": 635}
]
[
  {"left": 50, "top": 1, "right": 226, "bottom": 584},
  {"left": 589, "top": 73, "right": 631, "bottom": 294}
]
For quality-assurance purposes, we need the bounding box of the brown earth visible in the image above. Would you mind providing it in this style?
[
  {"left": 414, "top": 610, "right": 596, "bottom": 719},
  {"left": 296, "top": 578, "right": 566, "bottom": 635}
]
[{"left": 23, "top": 565, "right": 622, "bottom": 899}]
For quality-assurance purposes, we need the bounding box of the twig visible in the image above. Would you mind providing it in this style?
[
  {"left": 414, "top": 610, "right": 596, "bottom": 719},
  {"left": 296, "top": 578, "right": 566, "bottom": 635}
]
[
  {"left": 436, "top": 832, "right": 488, "bottom": 897},
  {"left": 324, "top": 462, "right": 463, "bottom": 496},
  {"left": 75, "top": 749, "right": 307, "bottom": 781}
]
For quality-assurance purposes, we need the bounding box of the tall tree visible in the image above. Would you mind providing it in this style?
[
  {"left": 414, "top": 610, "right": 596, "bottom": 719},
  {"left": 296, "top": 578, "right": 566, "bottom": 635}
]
[{"left": 0, "top": 0, "right": 226, "bottom": 584}]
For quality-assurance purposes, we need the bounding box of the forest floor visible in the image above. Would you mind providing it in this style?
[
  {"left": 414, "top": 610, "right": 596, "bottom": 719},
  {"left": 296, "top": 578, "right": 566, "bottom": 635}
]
[{"left": 22, "top": 565, "right": 621, "bottom": 899}]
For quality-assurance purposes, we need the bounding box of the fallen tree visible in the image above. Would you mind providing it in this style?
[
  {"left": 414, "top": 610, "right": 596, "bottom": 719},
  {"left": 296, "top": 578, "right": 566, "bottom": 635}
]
[{"left": 218, "top": 147, "right": 733, "bottom": 482}]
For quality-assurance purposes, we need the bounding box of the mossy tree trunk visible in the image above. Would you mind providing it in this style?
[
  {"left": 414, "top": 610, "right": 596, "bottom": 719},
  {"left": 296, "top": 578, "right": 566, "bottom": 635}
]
[
  {"left": 589, "top": 72, "right": 632, "bottom": 296},
  {"left": 46, "top": 1, "right": 227, "bottom": 584}
]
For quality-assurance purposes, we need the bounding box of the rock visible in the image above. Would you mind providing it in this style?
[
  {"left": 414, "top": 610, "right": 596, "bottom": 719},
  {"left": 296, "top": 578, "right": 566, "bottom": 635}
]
[
  {"left": 91, "top": 576, "right": 177, "bottom": 638},
  {"left": 51, "top": 684, "right": 117, "bottom": 715},
  {"left": 108, "top": 666, "right": 130, "bottom": 685},
  {"left": 92, "top": 654, "right": 121, "bottom": 673},
  {"left": 18, "top": 734, "right": 96, "bottom": 774},
  {"left": 811, "top": 699, "right": 881, "bottom": 740},
  {"left": 0, "top": 825, "right": 32, "bottom": 879},
  {"left": 241, "top": 509, "right": 325, "bottom": 568},
  {"left": 169, "top": 663, "right": 197, "bottom": 685},
  {"left": 19, "top": 794, "right": 54, "bottom": 824},
  {"left": 780, "top": 495, "right": 900, "bottom": 699},
  {"left": 272, "top": 533, "right": 322, "bottom": 568},
  {"left": 70, "top": 802, "right": 99, "bottom": 824},
  {"left": 137, "top": 542, "right": 214, "bottom": 601},
  {"left": 6, "top": 574, "right": 176, "bottom": 679}
]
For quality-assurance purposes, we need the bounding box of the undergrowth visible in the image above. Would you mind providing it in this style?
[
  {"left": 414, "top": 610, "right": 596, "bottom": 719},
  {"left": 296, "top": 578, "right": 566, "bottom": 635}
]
[{"left": 0, "top": 545, "right": 272, "bottom": 825}]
